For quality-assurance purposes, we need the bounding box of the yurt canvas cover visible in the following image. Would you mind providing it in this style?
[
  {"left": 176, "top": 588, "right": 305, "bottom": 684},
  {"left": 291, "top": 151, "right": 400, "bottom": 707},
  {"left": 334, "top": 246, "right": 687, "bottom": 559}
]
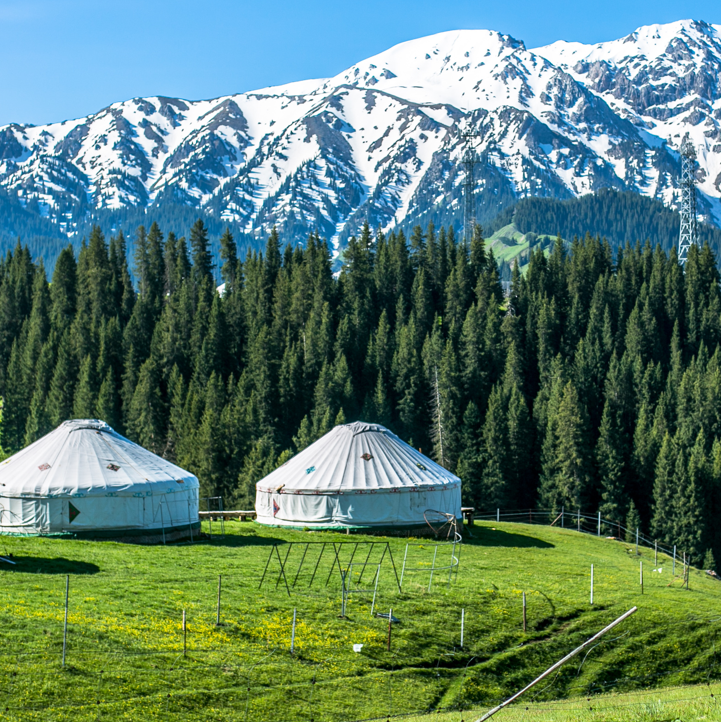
[
  {"left": 0, "top": 420, "right": 199, "bottom": 537},
  {"left": 256, "top": 421, "right": 461, "bottom": 529}
]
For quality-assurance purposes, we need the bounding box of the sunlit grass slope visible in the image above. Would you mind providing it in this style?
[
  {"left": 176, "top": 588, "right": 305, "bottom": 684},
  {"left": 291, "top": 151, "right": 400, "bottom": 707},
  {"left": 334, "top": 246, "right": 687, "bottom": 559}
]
[
  {"left": 405, "top": 681, "right": 721, "bottom": 722},
  {"left": 0, "top": 520, "right": 719, "bottom": 721}
]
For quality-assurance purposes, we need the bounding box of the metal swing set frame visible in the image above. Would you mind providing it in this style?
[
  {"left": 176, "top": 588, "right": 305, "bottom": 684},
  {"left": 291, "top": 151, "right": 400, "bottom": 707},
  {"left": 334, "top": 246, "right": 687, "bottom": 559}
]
[{"left": 258, "top": 540, "right": 401, "bottom": 597}]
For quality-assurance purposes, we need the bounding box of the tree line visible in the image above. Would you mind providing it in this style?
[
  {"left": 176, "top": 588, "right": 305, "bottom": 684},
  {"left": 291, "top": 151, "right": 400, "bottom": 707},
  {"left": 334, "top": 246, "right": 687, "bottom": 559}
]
[{"left": 0, "top": 219, "right": 719, "bottom": 568}]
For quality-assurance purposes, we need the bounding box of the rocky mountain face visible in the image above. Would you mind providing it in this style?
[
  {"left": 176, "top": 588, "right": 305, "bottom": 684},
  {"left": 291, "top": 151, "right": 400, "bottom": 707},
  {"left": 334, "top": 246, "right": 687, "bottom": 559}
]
[{"left": 1, "top": 20, "right": 720, "bottom": 254}]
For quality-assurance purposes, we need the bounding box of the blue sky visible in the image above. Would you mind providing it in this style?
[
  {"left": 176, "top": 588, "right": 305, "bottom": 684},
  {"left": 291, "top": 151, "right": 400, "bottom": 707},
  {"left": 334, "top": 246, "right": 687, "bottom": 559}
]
[{"left": 1, "top": 0, "right": 719, "bottom": 126}]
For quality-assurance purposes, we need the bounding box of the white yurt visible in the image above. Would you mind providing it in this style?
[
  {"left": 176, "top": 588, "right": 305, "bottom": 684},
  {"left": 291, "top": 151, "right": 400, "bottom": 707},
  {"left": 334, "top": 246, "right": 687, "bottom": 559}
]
[
  {"left": 255, "top": 421, "right": 461, "bottom": 531},
  {"left": 0, "top": 419, "right": 199, "bottom": 541}
]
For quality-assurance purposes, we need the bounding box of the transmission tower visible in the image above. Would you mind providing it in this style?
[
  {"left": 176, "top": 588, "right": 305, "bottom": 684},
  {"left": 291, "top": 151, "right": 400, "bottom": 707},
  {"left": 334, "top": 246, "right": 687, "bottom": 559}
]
[
  {"left": 461, "top": 132, "right": 480, "bottom": 244},
  {"left": 678, "top": 133, "right": 698, "bottom": 265}
]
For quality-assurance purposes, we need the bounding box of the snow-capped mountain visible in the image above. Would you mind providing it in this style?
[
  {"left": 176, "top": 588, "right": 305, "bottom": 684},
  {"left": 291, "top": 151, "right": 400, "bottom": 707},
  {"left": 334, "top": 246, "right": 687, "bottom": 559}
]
[
  {"left": 1, "top": 20, "right": 720, "bottom": 252},
  {"left": 536, "top": 20, "right": 721, "bottom": 218}
]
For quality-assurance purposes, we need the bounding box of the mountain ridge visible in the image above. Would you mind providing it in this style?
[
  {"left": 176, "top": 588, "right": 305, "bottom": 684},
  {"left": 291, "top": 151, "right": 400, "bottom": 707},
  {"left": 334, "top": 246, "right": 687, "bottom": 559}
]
[{"left": 1, "top": 20, "right": 720, "bottom": 257}]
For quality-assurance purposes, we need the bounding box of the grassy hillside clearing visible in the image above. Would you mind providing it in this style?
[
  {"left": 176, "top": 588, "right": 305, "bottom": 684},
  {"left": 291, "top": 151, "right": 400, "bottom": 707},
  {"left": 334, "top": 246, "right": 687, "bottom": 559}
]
[
  {"left": 0, "top": 520, "right": 720, "bottom": 721},
  {"left": 485, "top": 223, "right": 555, "bottom": 268}
]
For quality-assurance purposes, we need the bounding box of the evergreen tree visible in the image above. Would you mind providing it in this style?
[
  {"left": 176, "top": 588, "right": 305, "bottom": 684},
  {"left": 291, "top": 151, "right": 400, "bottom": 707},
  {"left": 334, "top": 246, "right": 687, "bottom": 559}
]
[
  {"left": 3, "top": 337, "right": 30, "bottom": 451},
  {"left": 479, "top": 385, "right": 509, "bottom": 509},
  {"left": 45, "top": 330, "right": 78, "bottom": 427},
  {"left": 96, "top": 367, "right": 121, "bottom": 429},
  {"left": 23, "top": 336, "right": 56, "bottom": 445},
  {"left": 506, "top": 384, "right": 533, "bottom": 507},
  {"left": 672, "top": 432, "right": 707, "bottom": 565},
  {"left": 190, "top": 219, "right": 213, "bottom": 285},
  {"left": 625, "top": 500, "right": 641, "bottom": 543},
  {"left": 703, "top": 548, "right": 716, "bottom": 572},
  {"left": 192, "top": 372, "right": 227, "bottom": 499},
  {"left": 128, "top": 357, "right": 166, "bottom": 455},
  {"left": 219, "top": 227, "right": 238, "bottom": 290},
  {"left": 50, "top": 246, "right": 77, "bottom": 333},
  {"left": 543, "top": 381, "right": 594, "bottom": 513},
  {"left": 164, "top": 365, "right": 187, "bottom": 463},
  {"left": 109, "top": 231, "right": 134, "bottom": 323},
  {"left": 651, "top": 433, "right": 677, "bottom": 543},
  {"left": 293, "top": 415, "right": 314, "bottom": 452},
  {"left": 147, "top": 222, "right": 165, "bottom": 314},
  {"left": 233, "top": 435, "right": 280, "bottom": 509},
  {"left": 456, "top": 401, "right": 483, "bottom": 507},
  {"left": 78, "top": 226, "right": 113, "bottom": 322},
  {"left": 73, "top": 355, "right": 97, "bottom": 419},
  {"left": 363, "top": 371, "right": 392, "bottom": 428},
  {"left": 597, "top": 355, "right": 633, "bottom": 524}
]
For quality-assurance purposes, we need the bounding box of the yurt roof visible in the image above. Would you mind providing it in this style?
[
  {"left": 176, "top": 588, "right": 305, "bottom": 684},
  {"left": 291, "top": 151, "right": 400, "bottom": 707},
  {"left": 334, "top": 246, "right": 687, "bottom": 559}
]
[
  {"left": 0, "top": 420, "right": 197, "bottom": 498},
  {"left": 257, "top": 421, "right": 460, "bottom": 495}
]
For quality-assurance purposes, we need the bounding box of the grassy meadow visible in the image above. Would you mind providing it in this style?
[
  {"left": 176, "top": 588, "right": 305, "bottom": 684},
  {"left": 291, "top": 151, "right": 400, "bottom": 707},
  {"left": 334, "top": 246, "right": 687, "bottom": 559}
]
[
  {"left": 406, "top": 681, "right": 721, "bottom": 721},
  {"left": 0, "top": 520, "right": 720, "bottom": 721}
]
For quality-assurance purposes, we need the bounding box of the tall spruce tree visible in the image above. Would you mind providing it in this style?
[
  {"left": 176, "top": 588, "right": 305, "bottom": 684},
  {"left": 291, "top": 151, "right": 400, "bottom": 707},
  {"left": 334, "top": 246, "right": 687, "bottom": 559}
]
[
  {"left": 672, "top": 432, "right": 708, "bottom": 564},
  {"left": 190, "top": 219, "right": 213, "bottom": 286},
  {"left": 597, "top": 354, "right": 633, "bottom": 524},
  {"left": 479, "top": 385, "right": 509, "bottom": 509},
  {"left": 456, "top": 401, "right": 483, "bottom": 507},
  {"left": 545, "top": 381, "right": 594, "bottom": 513}
]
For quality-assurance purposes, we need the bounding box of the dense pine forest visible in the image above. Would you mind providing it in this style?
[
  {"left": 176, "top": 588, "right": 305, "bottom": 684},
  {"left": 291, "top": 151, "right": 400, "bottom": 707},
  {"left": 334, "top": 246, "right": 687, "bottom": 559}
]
[{"left": 0, "top": 220, "right": 720, "bottom": 567}]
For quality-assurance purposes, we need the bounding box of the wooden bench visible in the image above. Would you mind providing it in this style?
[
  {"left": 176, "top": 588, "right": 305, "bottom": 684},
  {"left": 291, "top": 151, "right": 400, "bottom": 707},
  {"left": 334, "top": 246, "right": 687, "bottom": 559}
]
[
  {"left": 461, "top": 507, "right": 475, "bottom": 526},
  {"left": 198, "top": 510, "right": 257, "bottom": 522}
]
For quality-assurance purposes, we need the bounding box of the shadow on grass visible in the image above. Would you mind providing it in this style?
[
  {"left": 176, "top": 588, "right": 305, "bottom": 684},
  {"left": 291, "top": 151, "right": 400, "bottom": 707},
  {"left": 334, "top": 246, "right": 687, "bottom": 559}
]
[
  {"left": 464, "top": 527, "right": 554, "bottom": 549},
  {"left": 192, "top": 533, "right": 290, "bottom": 548},
  {"left": 0, "top": 556, "right": 100, "bottom": 574}
]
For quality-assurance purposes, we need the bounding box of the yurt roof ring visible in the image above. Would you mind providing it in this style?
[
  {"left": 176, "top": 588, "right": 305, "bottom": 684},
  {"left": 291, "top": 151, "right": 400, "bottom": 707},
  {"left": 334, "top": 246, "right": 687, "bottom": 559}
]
[{"left": 69, "top": 423, "right": 108, "bottom": 432}]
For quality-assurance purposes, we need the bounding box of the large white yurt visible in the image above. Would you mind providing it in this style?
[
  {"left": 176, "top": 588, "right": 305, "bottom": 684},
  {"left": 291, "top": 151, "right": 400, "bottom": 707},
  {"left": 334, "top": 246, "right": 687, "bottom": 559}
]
[
  {"left": 255, "top": 421, "right": 461, "bottom": 530},
  {"left": 0, "top": 419, "right": 199, "bottom": 541}
]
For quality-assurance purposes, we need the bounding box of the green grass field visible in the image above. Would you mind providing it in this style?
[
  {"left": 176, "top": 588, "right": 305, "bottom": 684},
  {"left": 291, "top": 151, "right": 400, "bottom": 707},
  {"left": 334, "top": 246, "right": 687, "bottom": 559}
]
[
  {"left": 406, "top": 681, "right": 721, "bottom": 721},
  {"left": 0, "top": 520, "right": 719, "bottom": 721}
]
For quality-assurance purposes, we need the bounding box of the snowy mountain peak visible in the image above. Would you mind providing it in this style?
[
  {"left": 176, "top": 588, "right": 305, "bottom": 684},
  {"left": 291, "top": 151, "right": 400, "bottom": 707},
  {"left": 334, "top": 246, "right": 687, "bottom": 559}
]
[
  {"left": 318, "top": 29, "right": 545, "bottom": 112},
  {"left": 534, "top": 19, "right": 721, "bottom": 209},
  {"left": 536, "top": 19, "right": 721, "bottom": 71},
  {"left": 1, "top": 20, "right": 721, "bottom": 250}
]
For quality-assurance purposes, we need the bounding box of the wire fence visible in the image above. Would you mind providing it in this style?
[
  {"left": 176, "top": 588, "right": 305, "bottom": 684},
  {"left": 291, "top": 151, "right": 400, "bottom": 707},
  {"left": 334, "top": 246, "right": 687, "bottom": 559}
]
[{"left": 468, "top": 508, "right": 700, "bottom": 569}]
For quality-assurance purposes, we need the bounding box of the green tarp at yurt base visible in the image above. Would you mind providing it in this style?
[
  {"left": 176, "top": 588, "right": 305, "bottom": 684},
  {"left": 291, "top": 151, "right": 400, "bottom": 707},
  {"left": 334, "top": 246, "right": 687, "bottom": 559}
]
[
  {"left": 0, "top": 420, "right": 199, "bottom": 541},
  {"left": 256, "top": 421, "right": 461, "bottom": 530}
]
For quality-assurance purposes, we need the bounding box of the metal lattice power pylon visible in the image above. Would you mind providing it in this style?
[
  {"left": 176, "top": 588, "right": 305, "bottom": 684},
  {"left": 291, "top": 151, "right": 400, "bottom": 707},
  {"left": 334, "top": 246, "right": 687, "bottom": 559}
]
[
  {"left": 678, "top": 133, "right": 698, "bottom": 265},
  {"left": 461, "top": 132, "right": 480, "bottom": 244}
]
